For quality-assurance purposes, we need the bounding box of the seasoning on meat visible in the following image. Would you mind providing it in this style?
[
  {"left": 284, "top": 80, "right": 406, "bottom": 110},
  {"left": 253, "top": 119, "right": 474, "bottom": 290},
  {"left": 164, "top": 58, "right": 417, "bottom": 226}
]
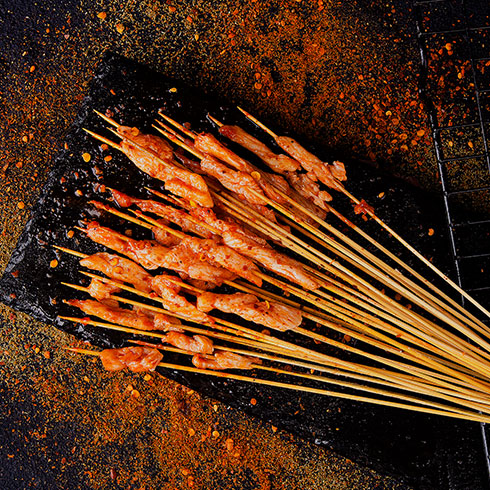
[
  {"left": 80, "top": 252, "right": 153, "bottom": 293},
  {"left": 163, "top": 331, "right": 214, "bottom": 354},
  {"left": 221, "top": 231, "right": 320, "bottom": 290},
  {"left": 67, "top": 298, "right": 169, "bottom": 331},
  {"left": 219, "top": 124, "right": 300, "bottom": 173},
  {"left": 196, "top": 292, "right": 303, "bottom": 331},
  {"left": 99, "top": 346, "right": 163, "bottom": 372},
  {"left": 117, "top": 126, "right": 213, "bottom": 207},
  {"left": 191, "top": 350, "right": 261, "bottom": 370}
]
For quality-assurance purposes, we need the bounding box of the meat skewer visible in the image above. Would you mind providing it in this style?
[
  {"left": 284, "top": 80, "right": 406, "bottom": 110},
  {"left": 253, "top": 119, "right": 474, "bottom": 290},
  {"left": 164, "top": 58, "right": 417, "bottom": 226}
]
[
  {"left": 65, "top": 347, "right": 490, "bottom": 424},
  {"left": 99, "top": 346, "right": 163, "bottom": 372},
  {"left": 65, "top": 298, "right": 180, "bottom": 331},
  {"left": 236, "top": 108, "right": 490, "bottom": 322},
  {"left": 196, "top": 292, "right": 302, "bottom": 332}
]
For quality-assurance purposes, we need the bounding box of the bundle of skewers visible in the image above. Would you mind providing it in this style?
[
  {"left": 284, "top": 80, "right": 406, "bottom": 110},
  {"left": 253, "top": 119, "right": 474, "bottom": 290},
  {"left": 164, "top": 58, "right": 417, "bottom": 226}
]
[{"left": 56, "top": 106, "right": 490, "bottom": 424}]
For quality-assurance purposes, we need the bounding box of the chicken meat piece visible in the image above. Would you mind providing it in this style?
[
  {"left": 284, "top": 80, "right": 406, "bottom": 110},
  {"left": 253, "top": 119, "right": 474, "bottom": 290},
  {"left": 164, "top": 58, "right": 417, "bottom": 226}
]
[
  {"left": 181, "top": 236, "right": 262, "bottom": 287},
  {"left": 221, "top": 231, "right": 320, "bottom": 290},
  {"left": 100, "top": 346, "right": 163, "bottom": 372},
  {"left": 191, "top": 350, "right": 260, "bottom": 370},
  {"left": 200, "top": 155, "right": 268, "bottom": 205},
  {"left": 132, "top": 305, "right": 184, "bottom": 332},
  {"left": 219, "top": 124, "right": 300, "bottom": 173},
  {"left": 286, "top": 172, "right": 332, "bottom": 210},
  {"left": 151, "top": 274, "right": 212, "bottom": 324},
  {"left": 117, "top": 127, "right": 213, "bottom": 208},
  {"left": 163, "top": 331, "right": 214, "bottom": 354},
  {"left": 152, "top": 221, "right": 182, "bottom": 247},
  {"left": 80, "top": 252, "right": 153, "bottom": 293},
  {"left": 67, "top": 298, "right": 167, "bottom": 331},
  {"left": 353, "top": 199, "right": 374, "bottom": 216},
  {"left": 111, "top": 189, "right": 215, "bottom": 239},
  {"left": 196, "top": 292, "right": 303, "bottom": 331},
  {"left": 275, "top": 136, "right": 346, "bottom": 191},
  {"left": 87, "top": 278, "right": 121, "bottom": 302},
  {"left": 195, "top": 132, "right": 255, "bottom": 173},
  {"left": 85, "top": 222, "right": 235, "bottom": 285},
  {"left": 190, "top": 207, "right": 269, "bottom": 247}
]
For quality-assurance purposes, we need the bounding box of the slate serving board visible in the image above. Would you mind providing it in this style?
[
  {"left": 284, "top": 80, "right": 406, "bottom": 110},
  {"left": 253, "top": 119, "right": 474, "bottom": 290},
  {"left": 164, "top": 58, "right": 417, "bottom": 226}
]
[{"left": 1, "top": 52, "right": 488, "bottom": 489}]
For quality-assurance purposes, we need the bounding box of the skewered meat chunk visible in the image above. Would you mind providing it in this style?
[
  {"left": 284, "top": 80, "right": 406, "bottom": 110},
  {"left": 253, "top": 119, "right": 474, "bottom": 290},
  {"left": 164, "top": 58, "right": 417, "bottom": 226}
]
[
  {"left": 151, "top": 275, "right": 212, "bottom": 323},
  {"left": 100, "top": 346, "right": 163, "bottom": 372},
  {"left": 275, "top": 136, "right": 346, "bottom": 191},
  {"left": 87, "top": 278, "right": 121, "bottom": 302},
  {"left": 85, "top": 221, "right": 170, "bottom": 270},
  {"left": 190, "top": 207, "right": 269, "bottom": 247},
  {"left": 195, "top": 132, "right": 255, "bottom": 173},
  {"left": 163, "top": 331, "right": 214, "bottom": 354},
  {"left": 200, "top": 155, "right": 268, "bottom": 205},
  {"left": 221, "top": 231, "right": 320, "bottom": 290},
  {"left": 219, "top": 124, "right": 300, "bottom": 173},
  {"left": 353, "top": 199, "right": 374, "bottom": 216},
  {"left": 117, "top": 127, "right": 213, "bottom": 208},
  {"left": 111, "top": 189, "right": 215, "bottom": 239},
  {"left": 286, "top": 172, "right": 332, "bottom": 210},
  {"left": 152, "top": 221, "right": 182, "bottom": 246},
  {"left": 132, "top": 305, "right": 184, "bottom": 332},
  {"left": 67, "top": 298, "right": 171, "bottom": 331},
  {"left": 196, "top": 292, "right": 302, "bottom": 331},
  {"left": 85, "top": 222, "right": 235, "bottom": 284},
  {"left": 181, "top": 236, "right": 262, "bottom": 287},
  {"left": 80, "top": 252, "right": 153, "bottom": 293},
  {"left": 191, "top": 350, "right": 260, "bottom": 370}
]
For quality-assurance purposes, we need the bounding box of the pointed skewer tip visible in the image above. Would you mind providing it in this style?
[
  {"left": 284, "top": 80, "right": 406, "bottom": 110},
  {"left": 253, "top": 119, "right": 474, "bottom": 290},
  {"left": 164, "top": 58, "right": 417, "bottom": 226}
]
[{"left": 93, "top": 109, "right": 120, "bottom": 128}]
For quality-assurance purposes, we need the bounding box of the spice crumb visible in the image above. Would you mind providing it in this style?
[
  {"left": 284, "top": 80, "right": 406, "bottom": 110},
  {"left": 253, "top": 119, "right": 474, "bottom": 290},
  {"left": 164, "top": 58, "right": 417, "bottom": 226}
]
[
  {"left": 115, "top": 23, "right": 125, "bottom": 34},
  {"left": 428, "top": 228, "right": 434, "bottom": 236},
  {"left": 97, "top": 11, "right": 107, "bottom": 20},
  {"left": 188, "top": 428, "right": 196, "bottom": 436},
  {"left": 50, "top": 259, "right": 58, "bottom": 268},
  {"left": 250, "top": 398, "right": 257, "bottom": 406},
  {"left": 17, "top": 202, "right": 25, "bottom": 210},
  {"left": 82, "top": 152, "right": 91, "bottom": 162}
]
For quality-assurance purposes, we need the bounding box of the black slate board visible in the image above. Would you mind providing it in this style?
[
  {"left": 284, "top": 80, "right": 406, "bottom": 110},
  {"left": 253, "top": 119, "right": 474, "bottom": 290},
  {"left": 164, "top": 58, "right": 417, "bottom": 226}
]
[{"left": 1, "top": 52, "right": 488, "bottom": 489}]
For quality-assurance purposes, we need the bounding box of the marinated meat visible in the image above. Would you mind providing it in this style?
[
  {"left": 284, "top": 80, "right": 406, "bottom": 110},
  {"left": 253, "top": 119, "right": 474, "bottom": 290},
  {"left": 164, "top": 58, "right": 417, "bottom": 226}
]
[
  {"left": 196, "top": 292, "right": 303, "bottom": 331},
  {"left": 164, "top": 331, "right": 214, "bottom": 354},
  {"left": 100, "top": 346, "right": 163, "bottom": 372}
]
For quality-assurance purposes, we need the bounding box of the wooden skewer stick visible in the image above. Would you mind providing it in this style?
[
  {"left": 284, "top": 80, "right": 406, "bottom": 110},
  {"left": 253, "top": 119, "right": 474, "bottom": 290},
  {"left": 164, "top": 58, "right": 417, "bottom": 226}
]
[
  {"left": 157, "top": 111, "right": 197, "bottom": 139},
  {"left": 73, "top": 268, "right": 490, "bottom": 398},
  {"left": 131, "top": 339, "right": 490, "bottom": 412},
  {"left": 63, "top": 346, "right": 490, "bottom": 424},
  {"left": 82, "top": 128, "right": 121, "bottom": 150},
  {"left": 60, "top": 268, "right": 490, "bottom": 401},
  {"left": 237, "top": 107, "right": 490, "bottom": 320}
]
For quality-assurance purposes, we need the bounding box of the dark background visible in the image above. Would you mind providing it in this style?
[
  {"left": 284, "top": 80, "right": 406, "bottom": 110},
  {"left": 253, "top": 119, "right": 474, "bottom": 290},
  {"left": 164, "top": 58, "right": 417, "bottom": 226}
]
[{"left": 0, "top": 1, "right": 489, "bottom": 489}]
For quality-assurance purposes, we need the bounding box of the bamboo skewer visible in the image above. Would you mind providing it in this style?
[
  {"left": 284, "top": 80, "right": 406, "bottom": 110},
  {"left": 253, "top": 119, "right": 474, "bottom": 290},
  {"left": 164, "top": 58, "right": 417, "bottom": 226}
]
[
  {"left": 71, "top": 266, "right": 490, "bottom": 399},
  {"left": 104, "top": 204, "right": 490, "bottom": 381},
  {"left": 80, "top": 131, "right": 490, "bottom": 386},
  {"left": 56, "top": 246, "right": 490, "bottom": 405},
  {"left": 75, "top": 112, "right": 490, "bottom": 421},
  {"left": 153, "top": 113, "right": 488, "bottom": 344},
  {"left": 63, "top": 346, "right": 490, "bottom": 424},
  {"left": 236, "top": 106, "right": 490, "bottom": 320}
]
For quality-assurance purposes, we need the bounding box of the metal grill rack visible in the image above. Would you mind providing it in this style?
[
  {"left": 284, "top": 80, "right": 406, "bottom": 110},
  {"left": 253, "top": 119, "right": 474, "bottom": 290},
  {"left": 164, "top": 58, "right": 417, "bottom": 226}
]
[
  {"left": 414, "top": 0, "right": 490, "bottom": 312},
  {"left": 414, "top": 1, "right": 490, "bottom": 485}
]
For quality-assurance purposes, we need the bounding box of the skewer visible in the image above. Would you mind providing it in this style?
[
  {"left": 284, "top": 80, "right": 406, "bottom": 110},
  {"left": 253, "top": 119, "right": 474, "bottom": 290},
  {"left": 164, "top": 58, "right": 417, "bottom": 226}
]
[
  {"left": 93, "top": 191, "right": 490, "bottom": 386},
  {"left": 64, "top": 346, "right": 490, "bottom": 424},
  {"left": 151, "top": 113, "right": 490, "bottom": 354},
  {"left": 131, "top": 339, "right": 490, "bottom": 412},
  {"left": 80, "top": 116, "right": 490, "bottom": 414},
  {"left": 82, "top": 128, "right": 121, "bottom": 150},
  {"left": 237, "top": 108, "right": 490, "bottom": 320},
  {"left": 157, "top": 111, "right": 197, "bottom": 139},
  {"left": 72, "top": 269, "right": 490, "bottom": 397}
]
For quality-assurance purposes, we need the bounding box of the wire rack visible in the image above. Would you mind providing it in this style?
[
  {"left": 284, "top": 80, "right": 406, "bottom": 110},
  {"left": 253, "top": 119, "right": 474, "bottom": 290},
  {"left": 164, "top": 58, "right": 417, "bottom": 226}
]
[
  {"left": 414, "top": 0, "right": 490, "bottom": 312},
  {"left": 414, "top": 0, "right": 490, "bottom": 485}
]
